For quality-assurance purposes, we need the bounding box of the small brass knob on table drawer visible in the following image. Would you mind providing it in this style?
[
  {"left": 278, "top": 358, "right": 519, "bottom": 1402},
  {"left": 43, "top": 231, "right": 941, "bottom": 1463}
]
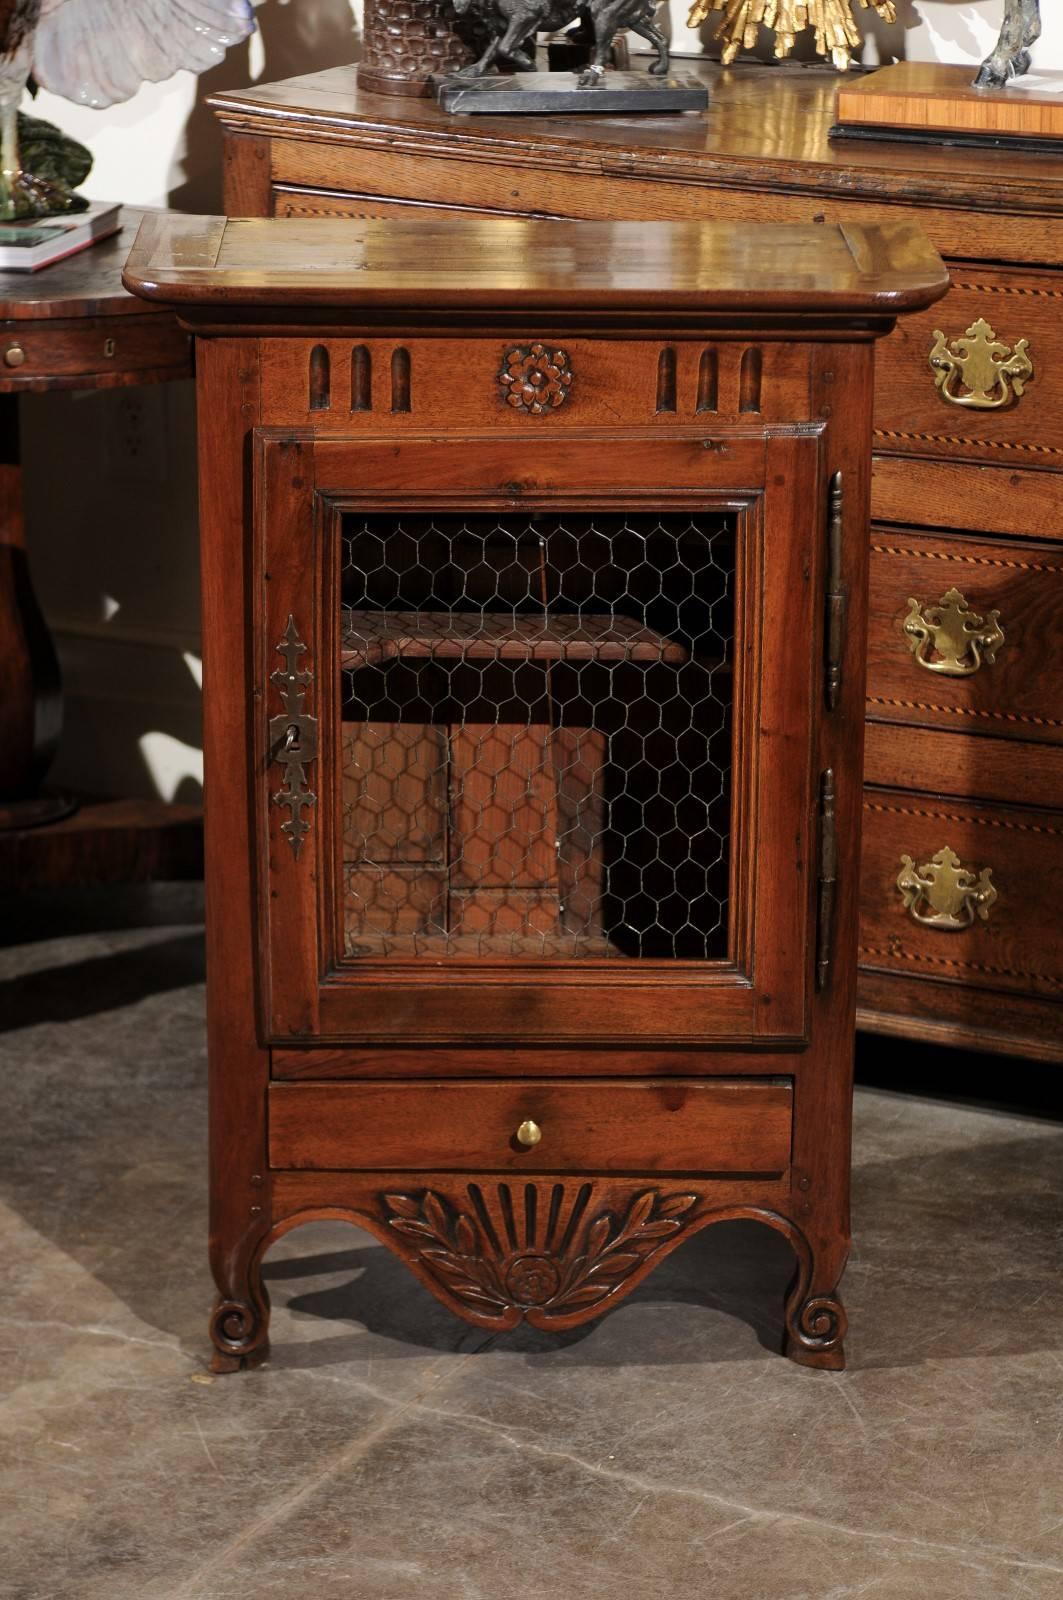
[
  {"left": 515, "top": 1119, "right": 542, "bottom": 1148},
  {"left": 4, "top": 343, "right": 26, "bottom": 368}
]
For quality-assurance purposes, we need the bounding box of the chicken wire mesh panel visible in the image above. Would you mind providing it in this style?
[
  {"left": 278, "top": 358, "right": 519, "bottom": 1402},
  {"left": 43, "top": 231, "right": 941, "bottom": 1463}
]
[{"left": 339, "top": 511, "right": 735, "bottom": 960}]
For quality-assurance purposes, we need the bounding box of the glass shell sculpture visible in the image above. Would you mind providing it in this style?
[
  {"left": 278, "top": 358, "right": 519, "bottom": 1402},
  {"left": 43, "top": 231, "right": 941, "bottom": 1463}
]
[{"left": 0, "top": 0, "right": 255, "bottom": 218}]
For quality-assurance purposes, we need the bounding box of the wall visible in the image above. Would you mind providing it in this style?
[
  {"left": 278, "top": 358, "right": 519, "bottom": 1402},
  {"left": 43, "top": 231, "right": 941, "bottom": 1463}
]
[{"left": 20, "top": 0, "right": 1062, "bottom": 803}]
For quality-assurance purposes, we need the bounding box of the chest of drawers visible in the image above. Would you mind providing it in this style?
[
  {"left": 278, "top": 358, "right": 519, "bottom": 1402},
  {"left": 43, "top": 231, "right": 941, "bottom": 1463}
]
[
  {"left": 123, "top": 209, "right": 944, "bottom": 1369},
  {"left": 209, "top": 62, "right": 1063, "bottom": 1063}
]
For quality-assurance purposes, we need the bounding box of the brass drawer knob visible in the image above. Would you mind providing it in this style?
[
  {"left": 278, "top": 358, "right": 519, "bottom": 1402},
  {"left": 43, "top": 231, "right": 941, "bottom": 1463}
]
[
  {"left": 897, "top": 846, "right": 997, "bottom": 932},
  {"left": 515, "top": 1119, "right": 542, "bottom": 1147},
  {"left": 903, "top": 587, "right": 1004, "bottom": 677},
  {"left": 928, "top": 318, "right": 1032, "bottom": 410},
  {"left": 3, "top": 342, "right": 26, "bottom": 368}
]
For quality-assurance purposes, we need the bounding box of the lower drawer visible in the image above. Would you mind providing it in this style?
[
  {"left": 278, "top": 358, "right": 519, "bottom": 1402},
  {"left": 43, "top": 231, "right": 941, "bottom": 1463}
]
[
  {"left": 867, "top": 526, "right": 1063, "bottom": 745},
  {"left": 268, "top": 1079, "right": 793, "bottom": 1175},
  {"left": 860, "top": 787, "right": 1063, "bottom": 1001}
]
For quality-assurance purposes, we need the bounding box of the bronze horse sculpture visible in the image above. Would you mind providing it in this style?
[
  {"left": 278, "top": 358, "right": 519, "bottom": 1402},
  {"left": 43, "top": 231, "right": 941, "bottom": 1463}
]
[
  {"left": 451, "top": 0, "right": 669, "bottom": 86},
  {"left": 975, "top": 0, "right": 1043, "bottom": 86}
]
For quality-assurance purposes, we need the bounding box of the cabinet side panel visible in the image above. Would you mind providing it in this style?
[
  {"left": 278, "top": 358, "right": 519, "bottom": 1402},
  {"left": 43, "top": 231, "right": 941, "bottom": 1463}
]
[
  {"left": 789, "top": 343, "right": 875, "bottom": 1282},
  {"left": 198, "top": 337, "right": 272, "bottom": 1360}
]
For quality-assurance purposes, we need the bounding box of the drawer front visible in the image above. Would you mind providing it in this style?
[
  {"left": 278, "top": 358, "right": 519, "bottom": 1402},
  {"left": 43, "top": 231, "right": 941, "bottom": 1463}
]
[
  {"left": 865, "top": 722, "right": 1063, "bottom": 812},
  {"left": 0, "top": 314, "right": 191, "bottom": 389},
  {"left": 874, "top": 264, "right": 1063, "bottom": 466},
  {"left": 871, "top": 456, "right": 1063, "bottom": 540},
  {"left": 860, "top": 787, "right": 1063, "bottom": 1001},
  {"left": 268, "top": 1079, "right": 793, "bottom": 1174},
  {"left": 867, "top": 527, "right": 1063, "bottom": 745}
]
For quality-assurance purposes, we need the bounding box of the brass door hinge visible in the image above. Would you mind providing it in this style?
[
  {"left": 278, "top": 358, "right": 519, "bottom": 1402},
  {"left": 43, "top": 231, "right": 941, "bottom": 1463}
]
[{"left": 816, "top": 768, "right": 837, "bottom": 991}]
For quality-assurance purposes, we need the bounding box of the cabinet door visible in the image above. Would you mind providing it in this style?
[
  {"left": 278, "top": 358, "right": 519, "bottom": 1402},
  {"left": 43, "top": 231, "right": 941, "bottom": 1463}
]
[{"left": 255, "top": 429, "right": 823, "bottom": 1047}]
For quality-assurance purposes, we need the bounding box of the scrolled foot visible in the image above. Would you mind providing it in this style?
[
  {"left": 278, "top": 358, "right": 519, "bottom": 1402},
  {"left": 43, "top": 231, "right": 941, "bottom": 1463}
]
[
  {"left": 209, "top": 1295, "right": 270, "bottom": 1374},
  {"left": 784, "top": 1292, "right": 848, "bottom": 1370}
]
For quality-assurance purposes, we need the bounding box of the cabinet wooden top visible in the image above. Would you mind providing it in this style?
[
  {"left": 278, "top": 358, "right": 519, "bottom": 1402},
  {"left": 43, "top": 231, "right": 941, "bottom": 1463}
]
[
  {"left": 122, "top": 211, "right": 946, "bottom": 322},
  {"left": 208, "top": 61, "right": 1063, "bottom": 218}
]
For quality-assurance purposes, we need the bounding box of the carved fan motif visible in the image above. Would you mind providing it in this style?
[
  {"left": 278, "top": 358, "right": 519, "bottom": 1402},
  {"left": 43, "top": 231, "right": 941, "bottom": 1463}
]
[{"left": 382, "top": 1182, "right": 702, "bottom": 1326}]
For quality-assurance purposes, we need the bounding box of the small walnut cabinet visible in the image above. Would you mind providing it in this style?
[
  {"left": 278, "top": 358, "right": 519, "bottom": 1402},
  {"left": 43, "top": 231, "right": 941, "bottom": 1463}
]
[{"left": 124, "top": 213, "right": 946, "bottom": 1370}]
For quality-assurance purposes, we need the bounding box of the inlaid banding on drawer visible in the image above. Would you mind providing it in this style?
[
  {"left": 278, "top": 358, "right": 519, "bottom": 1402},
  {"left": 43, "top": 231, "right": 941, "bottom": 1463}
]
[
  {"left": 859, "top": 788, "right": 1063, "bottom": 998},
  {"left": 867, "top": 527, "right": 1063, "bottom": 746},
  {"left": 268, "top": 1079, "right": 793, "bottom": 1175},
  {"left": 873, "top": 264, "right": 1063, "bottom": 464}
]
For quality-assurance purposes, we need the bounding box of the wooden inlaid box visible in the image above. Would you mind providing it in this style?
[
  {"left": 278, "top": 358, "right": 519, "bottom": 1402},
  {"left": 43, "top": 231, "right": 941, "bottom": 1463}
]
[{"left": 123, "top": 212, "right": 946, "bottom": 1370}]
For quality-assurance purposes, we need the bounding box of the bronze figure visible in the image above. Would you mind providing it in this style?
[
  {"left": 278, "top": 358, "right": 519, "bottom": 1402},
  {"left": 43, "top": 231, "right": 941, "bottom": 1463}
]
[{"left": 451, "top": 0, "right": 669, "bottom": 86}]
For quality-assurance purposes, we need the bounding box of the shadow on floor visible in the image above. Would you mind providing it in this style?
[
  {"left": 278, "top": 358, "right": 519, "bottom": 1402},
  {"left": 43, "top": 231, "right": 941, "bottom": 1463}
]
[
  {"left": 264, "top": 1216, "right": 797, "bottom": 1367},
  {"left": 0, "top": 932, "right": 206, "bottom": 1032}
]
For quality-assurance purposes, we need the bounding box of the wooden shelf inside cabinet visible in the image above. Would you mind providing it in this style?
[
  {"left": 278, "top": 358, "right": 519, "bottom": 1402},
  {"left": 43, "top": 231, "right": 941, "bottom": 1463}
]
[{"left": 340, "top": 610, "right": 690, "bottom": 671}]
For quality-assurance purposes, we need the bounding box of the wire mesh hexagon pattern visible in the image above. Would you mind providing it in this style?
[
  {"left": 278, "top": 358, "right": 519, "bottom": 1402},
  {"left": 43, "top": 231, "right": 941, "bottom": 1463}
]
[{"left": 340, "top": 511, "right": 736, "bottom": 961}]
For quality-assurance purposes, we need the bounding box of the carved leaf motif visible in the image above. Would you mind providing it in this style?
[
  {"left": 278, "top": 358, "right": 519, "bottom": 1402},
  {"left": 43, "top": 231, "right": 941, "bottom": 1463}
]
[
  {"left": 421, "top": 1250, "right": 473, "bottom": 1278},
  {"left": 586, "top": 1215, "right": 613, "bottom": 1258},
  {"left": 632, "top": 1220, "right": 684, "bottom": 1239},
  {"left": 383, "top": 1194, "right": 422, "bottom": 1219},
  {"left": 623, "top": 1192, "right": 656, "bottom": 1234},
  {"left": 387, "top": 1218, "right": 439, "bottom": 1238},
  {"left": 657, "top": 1193, "right": 699, "bottom": 1218},
  {"left": 454, "top": 1214, "right": 478, "bottom": 1257},
  {"left": 558, "top": 1284, "right": 614, "bottom": 1307},
  {"left": 586, "top": 1251, "right": 642, "bottom": 1278},
  {"left": 423, "top": 1192, "right": 451, "bottom": 1242}
]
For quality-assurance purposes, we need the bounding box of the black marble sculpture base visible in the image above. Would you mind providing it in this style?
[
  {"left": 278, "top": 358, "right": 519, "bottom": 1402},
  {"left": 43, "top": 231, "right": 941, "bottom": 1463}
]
[{"left": 433, "top": 70, "right": 709, "bottom": 115}]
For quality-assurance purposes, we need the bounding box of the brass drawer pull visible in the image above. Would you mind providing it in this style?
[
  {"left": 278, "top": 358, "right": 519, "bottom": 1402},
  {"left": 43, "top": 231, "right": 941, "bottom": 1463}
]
[
  {"left": 515, "top": 1119, "right": 542, "bottom": 1147},
  {"left": 928, "top": 317, "right": 1032, "bottom": 410},
  {"left": 3, "top": 342, "right": 26, "bottom": 368},
  {"left": 903, "top": 587, "right": 1004, "bottom": 677},
  {"left": 897, "top": 846, "right": 997, "bottom": 932}
]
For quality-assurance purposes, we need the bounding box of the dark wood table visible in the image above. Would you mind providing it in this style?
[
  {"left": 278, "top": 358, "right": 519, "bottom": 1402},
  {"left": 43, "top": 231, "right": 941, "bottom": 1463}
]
[{"left": 0, "top": 207, "right": 202, "bottom": 889}]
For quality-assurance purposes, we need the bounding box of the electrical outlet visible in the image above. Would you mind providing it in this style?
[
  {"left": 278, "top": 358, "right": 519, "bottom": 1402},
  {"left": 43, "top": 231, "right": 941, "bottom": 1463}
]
[{"left": 108, "top": 387, "right": 168, "bottom": 484}]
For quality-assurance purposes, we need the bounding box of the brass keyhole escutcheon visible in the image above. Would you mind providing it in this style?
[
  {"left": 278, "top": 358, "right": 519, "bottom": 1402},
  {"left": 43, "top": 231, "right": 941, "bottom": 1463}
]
[{"left": 515, "top": 1119, "right": 542, "bottom": 1148}]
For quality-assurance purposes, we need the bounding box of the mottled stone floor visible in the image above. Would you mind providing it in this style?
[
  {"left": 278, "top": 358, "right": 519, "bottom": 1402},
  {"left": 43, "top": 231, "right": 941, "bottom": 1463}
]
[{"left": 2, "top": 887, "right": 1061, "bottom": 1600}]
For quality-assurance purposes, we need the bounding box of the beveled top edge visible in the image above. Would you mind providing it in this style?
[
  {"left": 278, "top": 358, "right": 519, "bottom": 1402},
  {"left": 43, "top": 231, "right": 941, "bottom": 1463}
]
[{"left": 122, "top": 213, "right": 948, "bottom": 323}]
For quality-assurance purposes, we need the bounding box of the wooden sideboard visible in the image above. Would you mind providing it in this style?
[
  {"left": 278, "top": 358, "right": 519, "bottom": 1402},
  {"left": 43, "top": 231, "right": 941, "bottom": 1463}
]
[{"left": 210, "top": 61, "right": 1063, "bottom": 1063}]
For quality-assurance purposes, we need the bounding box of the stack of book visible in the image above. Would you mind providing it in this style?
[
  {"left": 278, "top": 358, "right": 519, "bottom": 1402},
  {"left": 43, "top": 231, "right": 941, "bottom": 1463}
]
[{"left": 0, "top": 201, "right": 121, "bottom": 273}]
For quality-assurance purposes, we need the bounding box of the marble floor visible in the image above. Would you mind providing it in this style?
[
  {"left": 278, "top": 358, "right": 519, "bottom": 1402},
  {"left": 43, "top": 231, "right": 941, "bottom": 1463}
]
[{"left": 2, "top": 886, "right": 1061, "bottom": 1600}]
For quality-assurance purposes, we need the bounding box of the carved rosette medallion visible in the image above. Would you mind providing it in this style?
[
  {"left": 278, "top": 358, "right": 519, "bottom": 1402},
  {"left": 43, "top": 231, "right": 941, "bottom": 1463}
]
[
  {"left": 382, "top": 1185, "right": 700, "bottom": 1325},
  {"left": 504, "top": 1254, "right": 561, "bottom": 1306},
  {"left": 499, "top": 343, "right": 573, "bottom": 415}
]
